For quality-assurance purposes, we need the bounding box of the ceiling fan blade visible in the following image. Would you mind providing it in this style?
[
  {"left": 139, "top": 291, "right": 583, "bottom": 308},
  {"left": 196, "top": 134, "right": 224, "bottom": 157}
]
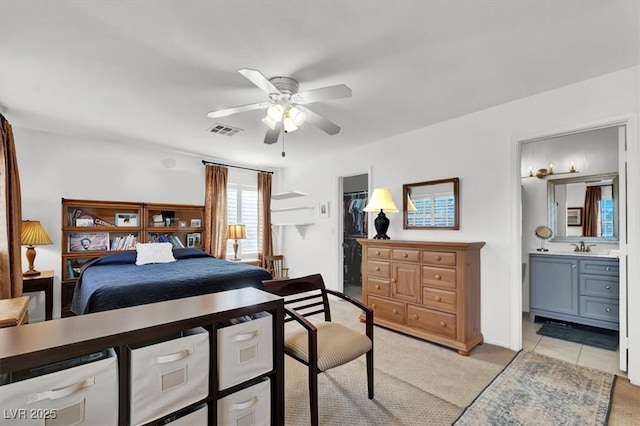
[
  {"left": 264, "top": 122, "right": 283, "bottom": 145},
  {"left": 207, "top": 101, "right": 271, "bottom": 119},
  {"left": 303, "top": 107, "right": 341, "bottom": 135},
  {"left": 295, "top": 84, "right": 352, "bottom": 104},
  {"left": 238, "top": 68, "right": 280, "bottom": 95}
]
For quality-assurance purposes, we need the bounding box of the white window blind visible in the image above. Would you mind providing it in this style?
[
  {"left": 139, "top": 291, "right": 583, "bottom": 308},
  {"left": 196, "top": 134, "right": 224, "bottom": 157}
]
[
  {"left": 407, "top": 192, "right": 455, "bottom": 227},
  {"left": 227, "top": 183, "right": 259, "bottom": 259}
]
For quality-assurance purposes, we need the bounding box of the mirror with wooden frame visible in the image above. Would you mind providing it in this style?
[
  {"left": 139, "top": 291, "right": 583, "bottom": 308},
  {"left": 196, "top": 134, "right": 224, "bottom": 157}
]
[{"left": 403, "top": 177, "right": 459, "bottom": 230}]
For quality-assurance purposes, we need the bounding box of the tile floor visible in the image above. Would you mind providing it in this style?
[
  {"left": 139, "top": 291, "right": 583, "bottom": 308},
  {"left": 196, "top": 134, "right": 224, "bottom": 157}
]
[{"left": 522, "top": 313, "right": 626, "bottom": 377}]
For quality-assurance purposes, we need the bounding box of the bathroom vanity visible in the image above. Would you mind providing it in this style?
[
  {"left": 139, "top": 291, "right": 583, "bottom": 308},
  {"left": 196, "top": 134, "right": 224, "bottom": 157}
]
[{"left": 529, "top": 252, "right": 619, "bottom": 330}]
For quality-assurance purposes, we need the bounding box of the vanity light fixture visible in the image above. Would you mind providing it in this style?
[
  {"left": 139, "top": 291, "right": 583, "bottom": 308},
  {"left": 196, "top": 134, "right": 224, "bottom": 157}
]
[{"left": 524, "top": 161, "right": 578, "bottom": 179}]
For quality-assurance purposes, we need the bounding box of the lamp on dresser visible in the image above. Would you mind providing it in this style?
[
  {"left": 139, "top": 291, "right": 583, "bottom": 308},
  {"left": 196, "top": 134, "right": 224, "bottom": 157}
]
[
  {"left": 21, "top": 220, "right": 53, "bottom": 276},
  {"left": 363, "top": 188, "right": 399, "bottom": 240},
  {"left": 227, "top": 224, "right": 247, "bottom": 261}
]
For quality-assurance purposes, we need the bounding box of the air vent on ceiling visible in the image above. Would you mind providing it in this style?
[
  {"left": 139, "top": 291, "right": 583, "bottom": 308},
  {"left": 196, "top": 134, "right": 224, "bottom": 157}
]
[{"left": 209, "top": 123, "right": 243, "bottom": 136}]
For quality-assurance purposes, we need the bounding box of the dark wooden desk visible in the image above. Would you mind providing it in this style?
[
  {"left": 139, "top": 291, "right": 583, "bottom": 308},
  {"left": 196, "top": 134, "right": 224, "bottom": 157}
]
[{"left": 22, "top": 270, "right": 54, "bottom": 321}]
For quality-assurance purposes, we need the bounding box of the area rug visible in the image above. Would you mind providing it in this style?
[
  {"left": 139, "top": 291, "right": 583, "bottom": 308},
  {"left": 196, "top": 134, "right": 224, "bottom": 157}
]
[
  {"left": 454, "top": 351, "right": 616, "bottom": 425},
  {"left": 537, "top": 322, "right": 618, "bottom": 351}
]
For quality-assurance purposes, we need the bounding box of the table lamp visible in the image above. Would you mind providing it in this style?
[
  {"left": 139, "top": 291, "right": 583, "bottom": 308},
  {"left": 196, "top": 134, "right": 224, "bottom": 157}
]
[
  {"left": 364, "top": 188, "right": 399, "bottom": 239},
  {"left": 227, "top": 224, "right": 247, "bottom": 261},
  {"left": 21, "top": 220, "right": 53, "bottom": 276}
]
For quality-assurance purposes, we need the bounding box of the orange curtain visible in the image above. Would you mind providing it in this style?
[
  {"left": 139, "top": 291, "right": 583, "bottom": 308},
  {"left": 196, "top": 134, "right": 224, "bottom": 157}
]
[
  {"left": 257, "top": 172, "right": 273, "bottom": 268},
  {"left": 0, "top": 114, "right": 23, "bottom": 299},
  {"left": 583, "top": 186, "right": 601, "bottom": 237},
  {"left": 203, "top": 165, "right": 228, "bottom": 258}
]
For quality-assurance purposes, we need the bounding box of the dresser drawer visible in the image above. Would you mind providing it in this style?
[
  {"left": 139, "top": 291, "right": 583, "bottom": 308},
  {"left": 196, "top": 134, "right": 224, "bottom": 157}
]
[
  {"left": 580, "top": 296, "right": 619, "bottom": 323},
  {"left": 407, "top": 305, "right": 456, "bottom": 339},
  {"left": 367, "top": 247, "right": 391, "bottom": 259},
  {"left": 422, "top": 266, "right": 456, "bottom": 289},
  {"left": 367, "top": 295, "right": 405, "bottom": 324},
  {"left": 367, "top": 260, "right": 390, "bottom": 278},
  {"left": 366, "top": 277, "right": 390, "bottom": 297},
  {"left": 579, "top": 275, "right": 619, "bottom": 300},
  {"left": 579, "top": 259, "right": 619, "bottom": 276},
  {"left": 422, "top": 251, "right": 456, "bottom": 267},
  {"left": 422, "top": 287, "right": 457, "bottom": 313},
  {"left": 392, "top": 249, "right": 420, "bottom": 262}
]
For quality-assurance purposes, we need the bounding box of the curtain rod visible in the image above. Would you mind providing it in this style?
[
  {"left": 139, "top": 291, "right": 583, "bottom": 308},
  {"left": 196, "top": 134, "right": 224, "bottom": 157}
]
[{"left": 201, "top": 160, "right": 274, "bottom": 175}]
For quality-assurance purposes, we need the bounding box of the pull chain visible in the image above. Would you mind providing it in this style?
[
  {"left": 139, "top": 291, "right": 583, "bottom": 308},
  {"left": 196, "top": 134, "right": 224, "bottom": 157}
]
[{"left": 281, "top": 130, "right": 286, "bottom": 157}]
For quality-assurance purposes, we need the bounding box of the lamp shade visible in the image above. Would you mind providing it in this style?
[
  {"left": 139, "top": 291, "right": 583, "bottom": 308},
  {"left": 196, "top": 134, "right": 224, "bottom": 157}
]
[
  {"left": 227, "top": 224, "right": 247, "bottom": 240},
  {"left": 363, "top": 188, "right": 399, "bottom": 213},
  {"left": 21, "top": 220, "right": 52, "bottom": 246},
  {"left": 406, "top": 194, "right": 417, "bottom": 212}
]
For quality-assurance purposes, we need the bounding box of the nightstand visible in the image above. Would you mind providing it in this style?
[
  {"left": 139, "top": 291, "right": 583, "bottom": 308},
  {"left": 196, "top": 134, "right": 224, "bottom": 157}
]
[{"left": 22, "top": 270, "right": 54, "bottom": 321}]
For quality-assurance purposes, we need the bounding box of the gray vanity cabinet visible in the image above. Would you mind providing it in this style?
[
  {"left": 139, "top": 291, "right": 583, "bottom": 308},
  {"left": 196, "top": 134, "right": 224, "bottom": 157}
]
[{"left": 530, "top": 254, "right": 619, "bottom": 330}]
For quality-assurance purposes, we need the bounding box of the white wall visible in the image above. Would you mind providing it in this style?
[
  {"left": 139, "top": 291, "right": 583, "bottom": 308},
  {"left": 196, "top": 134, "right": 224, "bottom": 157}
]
[
  {"left": 276, "top": 67, "right": 639, "bottom": 355},
  {"left": 15, "top": 128, "right": 206, "bottom": 320}
]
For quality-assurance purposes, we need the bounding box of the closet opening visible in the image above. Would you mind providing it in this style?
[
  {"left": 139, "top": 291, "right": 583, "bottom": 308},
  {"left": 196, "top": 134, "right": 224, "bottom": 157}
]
[{"left": 342, "top": 174, "right": 368, "bottom": 300}]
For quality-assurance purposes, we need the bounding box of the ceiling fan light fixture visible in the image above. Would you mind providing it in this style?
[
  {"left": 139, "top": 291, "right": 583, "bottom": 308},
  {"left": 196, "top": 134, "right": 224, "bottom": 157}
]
[
  {"left": 283, "top": 116, "right": 298, "bottom": 133},
  {"left": 262, "top": 116, "right": 278, "bottom": 130},
  {"left": 288, "top": 106, "right": 306, "bottom": 126},
  {"left": 266, "top": 104, "right": 284, "bottom": 122}
]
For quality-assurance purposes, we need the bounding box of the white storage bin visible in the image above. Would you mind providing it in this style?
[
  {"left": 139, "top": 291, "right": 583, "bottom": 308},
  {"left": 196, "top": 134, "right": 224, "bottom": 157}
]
[
  {"left": 129, "top": 327, "right": 209, "bottom": 426},
  {"left": 218, "top": 314, "right": 273, "bottom": 390},
  {"left": 0, "top": 349, "right": 118, "bottom": 426},
  {"left": 165, "top": 404, "right": 208, "bottom": 425},
  {"left": 218, "top": 379, "right": 270, "bottom": 426}
]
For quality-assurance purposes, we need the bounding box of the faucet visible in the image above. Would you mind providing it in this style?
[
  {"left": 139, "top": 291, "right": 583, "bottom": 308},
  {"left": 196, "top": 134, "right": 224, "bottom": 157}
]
[{"left": 570, "top": 241, "right": 596, "bottom": 252}]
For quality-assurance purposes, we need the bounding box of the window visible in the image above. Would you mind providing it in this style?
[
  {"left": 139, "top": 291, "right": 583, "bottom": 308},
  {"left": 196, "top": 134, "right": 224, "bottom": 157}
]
[
  {"left": 408, "top": 193, "right": 456, "bottom": 227},
  {"left": 227, "top": 183, "right": 259, "bottom": 259},
  {"left": 600, "top": 199, "right": 614, "bottom": 238}
]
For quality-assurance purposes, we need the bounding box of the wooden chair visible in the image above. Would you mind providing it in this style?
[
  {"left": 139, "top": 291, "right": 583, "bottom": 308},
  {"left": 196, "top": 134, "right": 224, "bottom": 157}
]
[
  {"left": 265, "top": 255, "right": 289, "bottom": 280},
  {"left": 262, "top": 273, "right": 373, "bottom": 426}
]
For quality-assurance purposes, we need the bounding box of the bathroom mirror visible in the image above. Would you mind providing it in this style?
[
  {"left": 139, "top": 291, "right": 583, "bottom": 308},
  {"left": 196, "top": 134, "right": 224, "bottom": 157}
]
[
  {"left": 403, "top": 177, "right": 459, "bottom": 230},
  {"left": 548, "top": 172, "right": 618, "bottom": 242}
]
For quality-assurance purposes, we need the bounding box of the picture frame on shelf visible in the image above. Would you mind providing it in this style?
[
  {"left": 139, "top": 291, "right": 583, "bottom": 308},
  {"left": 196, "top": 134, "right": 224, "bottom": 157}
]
[
  {"left": 69, "top": 232, "right": 109, "bottom": 252},
  {"left": 187, "top": 232, "right": 201, "bottom": 247},
  {"left": 75, "top": 218, "right": 94, "bottom": 227},
  {"left": 115, "top": 212, "right": 139, "bottom": 227},
  {"left": 319, "top": 201, "right": 329, "bottom": 218},
  {"left": 190, "top": 218, "right": 202, "bottom": 227},
  {"left": 567, "top": 207, "right": 583, "bottom": 227},
  {"left": 186, "top": 235, "right": 196, "bottom": 248},
  {"left": 178, "top": 220, "right": 187, "bottom": 227}
]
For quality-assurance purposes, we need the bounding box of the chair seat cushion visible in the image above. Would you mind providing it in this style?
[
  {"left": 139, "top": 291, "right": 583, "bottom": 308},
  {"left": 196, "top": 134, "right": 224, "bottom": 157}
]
[{"left": 285, "top": 322, "right": 372, "bottom": 371}]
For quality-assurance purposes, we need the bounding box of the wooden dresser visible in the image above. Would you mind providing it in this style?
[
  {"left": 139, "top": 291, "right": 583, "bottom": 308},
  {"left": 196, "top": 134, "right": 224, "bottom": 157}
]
[{"left": 358, "top": 239, "right": 485, "bottom": 355}]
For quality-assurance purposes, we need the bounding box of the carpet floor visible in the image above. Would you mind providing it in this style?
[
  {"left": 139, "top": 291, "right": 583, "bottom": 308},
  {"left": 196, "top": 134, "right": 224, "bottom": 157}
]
[{"left": 283, "top": 299, "right": 638, "bottom": 425}]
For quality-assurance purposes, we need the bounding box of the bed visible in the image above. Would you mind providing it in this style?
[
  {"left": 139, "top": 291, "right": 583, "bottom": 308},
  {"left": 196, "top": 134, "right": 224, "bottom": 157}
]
[{"left": 70, "top": 248, "right": 272, "bottom": 314}]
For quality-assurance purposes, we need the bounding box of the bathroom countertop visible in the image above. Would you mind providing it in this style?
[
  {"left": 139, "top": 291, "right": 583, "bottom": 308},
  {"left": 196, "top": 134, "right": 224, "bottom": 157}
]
[{"left": 528, "top": 250, "right": 619, "bottom": 259}]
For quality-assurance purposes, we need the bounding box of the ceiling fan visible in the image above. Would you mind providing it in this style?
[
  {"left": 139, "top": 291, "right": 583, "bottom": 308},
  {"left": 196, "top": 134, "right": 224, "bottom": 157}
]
[{"left": 207, "top": 69, "right": 352, "bottom": 145}]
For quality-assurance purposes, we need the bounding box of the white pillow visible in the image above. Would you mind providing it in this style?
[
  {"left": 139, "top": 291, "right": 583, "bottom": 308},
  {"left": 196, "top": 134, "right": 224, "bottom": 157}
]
[{"left": 135, "top": 242, "right": 176, "bottom": 266}]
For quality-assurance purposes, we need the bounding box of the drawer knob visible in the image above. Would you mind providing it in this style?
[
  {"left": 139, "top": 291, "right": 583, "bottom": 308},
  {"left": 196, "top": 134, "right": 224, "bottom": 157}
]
[
  {"left": 375, "top": 285, "right": 380, "bottom": 290},
  {"left": 435, "top": 296, "right": 442, "bottom": 302},
  {"left": 412, "top": 314, "right": 418, "bottom": 320},
  {"left": 375, "top": 267, "right": 380, "bottom": 271},
  {"left": 605, "top": 285, "right": 611, "bottom": 290},
  {"left": 572, "top": 265, "right": 577, "bottom": 269},
  {"left": 403, "top": 253, "right": 408, "bottom": 258},
  {"left": 606, "top": 266, "right": 610, "bottom": 271},
  {"left": 440, "top": 321, "right": 446, "bottom": 327},
  {"left": 371, "top": 304, "right": 377, "bottom": 309},
  {"left": 606, "top": 308, "right": 611, "bottom": 312},
  {"left": 435, "top": 255, "right": 441, "bottom": 261},
  {"left": 392, "top": 278, "right": 396, "bottom": 283},
  {"left": 392, "top": 309, "right": 398, "bottom": 314},
  {"left": 375, "top": 251, "right": 380, "bottom": 255},
  {"left": 434, "top": 274, "right": 441, "bottom": 280}
]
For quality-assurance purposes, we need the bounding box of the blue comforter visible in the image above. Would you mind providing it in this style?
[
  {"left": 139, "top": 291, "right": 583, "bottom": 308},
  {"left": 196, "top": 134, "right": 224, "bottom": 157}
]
[{"left": 70, "top": 248, "right": 272, "bottom": 314}]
